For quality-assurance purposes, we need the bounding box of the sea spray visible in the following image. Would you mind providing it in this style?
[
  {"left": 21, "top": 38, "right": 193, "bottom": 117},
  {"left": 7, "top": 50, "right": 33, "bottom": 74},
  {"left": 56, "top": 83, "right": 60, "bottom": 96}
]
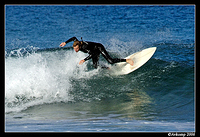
[{"left": 5, "top": 48, "right": 99, "bottom": 113}]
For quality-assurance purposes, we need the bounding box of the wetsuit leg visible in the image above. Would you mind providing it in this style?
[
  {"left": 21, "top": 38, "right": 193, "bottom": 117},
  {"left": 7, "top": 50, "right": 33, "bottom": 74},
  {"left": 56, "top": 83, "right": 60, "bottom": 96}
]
[
  {"left": 92, "top": 54, "right": 100, "bottom": 69},
  {"left": 97, "top": 44, "right": 126, "bottom": 64}
]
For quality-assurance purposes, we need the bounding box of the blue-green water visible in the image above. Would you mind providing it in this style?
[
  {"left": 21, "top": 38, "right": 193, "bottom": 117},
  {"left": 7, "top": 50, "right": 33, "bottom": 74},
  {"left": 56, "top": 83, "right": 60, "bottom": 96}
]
[{"left": 5, "top": 5, "right": 195, "bottom": 132}]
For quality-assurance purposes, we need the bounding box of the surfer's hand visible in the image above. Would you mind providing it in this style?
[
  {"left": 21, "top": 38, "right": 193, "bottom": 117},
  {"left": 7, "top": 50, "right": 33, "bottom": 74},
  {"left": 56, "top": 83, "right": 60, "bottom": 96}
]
[
  {"left": 79, "top": 60, "right": 85, "bottom": 65},
  {"left": 59, "top": 42, "right": 66, "bottom": 47}
]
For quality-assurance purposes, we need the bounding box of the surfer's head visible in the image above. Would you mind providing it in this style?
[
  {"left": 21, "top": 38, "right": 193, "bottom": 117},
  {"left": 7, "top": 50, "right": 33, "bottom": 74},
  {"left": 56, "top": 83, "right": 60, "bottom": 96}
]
[{"left": 73, "top": 41, "right": 81, "bottom": 52}]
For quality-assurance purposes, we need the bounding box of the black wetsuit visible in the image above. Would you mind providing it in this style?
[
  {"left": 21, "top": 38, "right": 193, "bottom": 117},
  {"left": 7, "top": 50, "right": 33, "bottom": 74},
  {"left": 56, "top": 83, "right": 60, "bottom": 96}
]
[{"left": 65, "top": 37, "right": 126, "bottom": 68}]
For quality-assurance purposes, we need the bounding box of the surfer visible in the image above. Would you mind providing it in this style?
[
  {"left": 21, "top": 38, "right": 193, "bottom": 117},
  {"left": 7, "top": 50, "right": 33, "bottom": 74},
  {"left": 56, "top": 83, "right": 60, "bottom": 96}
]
[{"left": 59, "top": 37, "right": 133, "bottom": 69}]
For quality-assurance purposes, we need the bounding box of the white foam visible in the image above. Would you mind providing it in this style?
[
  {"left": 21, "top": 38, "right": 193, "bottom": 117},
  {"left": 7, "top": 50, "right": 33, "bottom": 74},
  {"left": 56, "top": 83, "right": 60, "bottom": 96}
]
[{"left": 5, "top": 49, "right": 98, "bottom": 113}]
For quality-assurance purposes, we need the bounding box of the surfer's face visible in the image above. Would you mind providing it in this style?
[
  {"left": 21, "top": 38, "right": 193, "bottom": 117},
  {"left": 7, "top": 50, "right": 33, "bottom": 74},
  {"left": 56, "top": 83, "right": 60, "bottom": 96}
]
[{"left": 73, "top": 45, "right": 80, "bottom": 52}]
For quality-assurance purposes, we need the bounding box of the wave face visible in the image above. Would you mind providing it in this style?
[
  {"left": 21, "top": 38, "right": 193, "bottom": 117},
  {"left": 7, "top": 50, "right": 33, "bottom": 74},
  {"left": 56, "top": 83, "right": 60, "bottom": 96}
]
[{"left": 5, "top": 44, "right": 194, "bottom": 118}]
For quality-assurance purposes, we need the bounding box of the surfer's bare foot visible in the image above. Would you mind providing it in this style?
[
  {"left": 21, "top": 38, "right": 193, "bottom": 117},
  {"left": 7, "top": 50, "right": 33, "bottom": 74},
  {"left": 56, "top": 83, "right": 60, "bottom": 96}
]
[{"left": 126, "top": 59, "right": 134, "bottom": 66}]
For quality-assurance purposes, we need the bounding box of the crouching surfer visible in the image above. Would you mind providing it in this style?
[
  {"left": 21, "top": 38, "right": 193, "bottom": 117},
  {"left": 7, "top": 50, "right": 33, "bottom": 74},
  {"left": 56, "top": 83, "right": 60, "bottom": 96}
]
[{"left": 59, "top": 37, "right": 133, "bottom": 69}]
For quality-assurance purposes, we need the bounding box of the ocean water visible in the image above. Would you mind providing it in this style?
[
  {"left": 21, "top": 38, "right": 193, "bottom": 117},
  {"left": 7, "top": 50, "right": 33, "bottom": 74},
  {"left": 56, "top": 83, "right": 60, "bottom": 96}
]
[{"left": 5, "top": 5, "right": 195, "bottom": 132}]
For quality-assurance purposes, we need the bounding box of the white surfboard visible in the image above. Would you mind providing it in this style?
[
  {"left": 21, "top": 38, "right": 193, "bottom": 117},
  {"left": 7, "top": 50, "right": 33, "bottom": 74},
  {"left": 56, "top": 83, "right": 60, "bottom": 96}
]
[{"left": 111, "top": 47, "right": 157, "bottom": 75}]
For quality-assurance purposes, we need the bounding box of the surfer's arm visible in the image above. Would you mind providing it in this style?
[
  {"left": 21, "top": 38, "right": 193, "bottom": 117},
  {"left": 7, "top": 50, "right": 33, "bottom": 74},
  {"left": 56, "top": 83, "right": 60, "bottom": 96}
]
[
  {"left": 78, "top": 54, "right": 92, "bottom": 65},
  {"left": 79, "top": 53, "right": 93, "bottom": 65},
  {"left": 60, "top": 37, "right": 79, "bottom": 47},
  {"left": 84, "top": 54, "right": 93, "bottom": 61},
  {"left": 65, "top": 37, "right": 79, "bottom": 44}
]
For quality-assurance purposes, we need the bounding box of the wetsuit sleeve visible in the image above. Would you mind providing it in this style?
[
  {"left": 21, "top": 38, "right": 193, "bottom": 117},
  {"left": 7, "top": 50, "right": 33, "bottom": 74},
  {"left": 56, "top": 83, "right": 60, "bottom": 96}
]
[
  {"left": 84, "top": 54, "right": 93, "bottom": 61},
  {"left": 65, "top": 37, "right": 79, "bottom": 44}
]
